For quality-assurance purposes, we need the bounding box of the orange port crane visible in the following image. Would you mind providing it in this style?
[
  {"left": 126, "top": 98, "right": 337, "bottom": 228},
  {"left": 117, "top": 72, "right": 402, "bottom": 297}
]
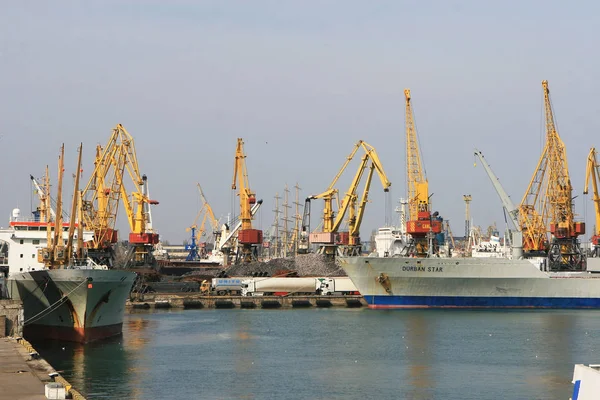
[
  {"left": 307, "top": 140, "right": 390, "bottom": 257},
  {"left": 232, "top": 138, "right": 262, "bottom": 263},
  {"left": 584, "top": 148, "right": 600, "bottom": 256},
  {"left": 82, "top": 124, "right": 159, "bottom": 266},
  {"left": 404, "top": 89, "right": 442, "bottom": 257},
  {"left": 519, "top": 81, "right": 584, "bottom": 269}
]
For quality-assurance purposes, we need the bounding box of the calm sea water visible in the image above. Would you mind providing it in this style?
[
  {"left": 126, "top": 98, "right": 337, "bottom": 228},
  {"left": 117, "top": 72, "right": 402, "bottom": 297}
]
[{"left": 32, "top": 308, "right": 600, "bottom": 399}]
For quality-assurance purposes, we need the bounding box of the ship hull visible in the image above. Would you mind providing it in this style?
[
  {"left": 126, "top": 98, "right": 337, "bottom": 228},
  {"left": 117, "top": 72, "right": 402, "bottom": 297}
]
[
  {"left": 7, "top": 268, "right": 136, "bottom": 343},
  {"left": 338, "top": 256, "right": 600, "bottom": 309}
]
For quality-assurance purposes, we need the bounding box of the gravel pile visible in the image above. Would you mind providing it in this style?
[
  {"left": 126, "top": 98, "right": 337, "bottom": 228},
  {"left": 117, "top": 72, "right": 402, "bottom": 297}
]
[{"left": 224, "top": 253, "right": 347, "bottom": 277}]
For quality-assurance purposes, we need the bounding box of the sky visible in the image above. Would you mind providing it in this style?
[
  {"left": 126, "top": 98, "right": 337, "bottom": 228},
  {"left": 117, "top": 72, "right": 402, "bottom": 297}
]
[{"left": 1, "top": 1, "right": 600, "bottom": 245}]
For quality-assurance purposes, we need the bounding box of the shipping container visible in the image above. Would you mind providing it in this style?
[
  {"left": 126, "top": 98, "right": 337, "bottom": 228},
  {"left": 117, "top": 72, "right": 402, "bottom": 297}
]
[{"left": 310, "top": 232, "right": 335, "bottom": 244}]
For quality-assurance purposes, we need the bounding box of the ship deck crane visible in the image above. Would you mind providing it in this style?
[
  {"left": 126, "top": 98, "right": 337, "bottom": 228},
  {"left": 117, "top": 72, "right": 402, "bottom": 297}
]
[
  {"left": 30, "top": 173, "right": 57, "bottom": 221},
  {"left": 404, "top": 89, "right": 442, "bottom": 257},
  {"left": 474, "top": 149, "right": 524, "bottom": 258},
  {"left": 308, "top": 140, "right": 390, "bottom": 257},
  {"left": 232, "top": 138, "right": 262, "bottom": 263},
  {"left": 519, "top": 81, "right": 584, "bottom": 270},
  {"left": 584, "top": 148, "right": 600, "bottom": 256},
  {"left": 39, "top": 144, "right": 85, "bottom": 268}
]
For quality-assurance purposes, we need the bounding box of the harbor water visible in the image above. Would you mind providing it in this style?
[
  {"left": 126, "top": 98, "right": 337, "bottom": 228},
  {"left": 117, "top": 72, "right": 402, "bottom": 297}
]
[{"left": 32, "top": 308, "right": 600, "bottom": 399}]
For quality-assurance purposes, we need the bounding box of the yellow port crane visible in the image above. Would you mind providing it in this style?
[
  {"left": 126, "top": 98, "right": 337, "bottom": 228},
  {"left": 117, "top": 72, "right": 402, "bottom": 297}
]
[
  {"left": 519, "top": 80, "right": 584, "bottom": 269},
  {"left": 232, "top": 138, "right": 262, "bottom": 263},
  {"left": 307, "top": 140, "right": 390, "bottom": 257},
  {"left": 404, "top": 89, "right": 442, "bottom": 257},
  {"left": 82, "top": 124, "right": 159, "bottom": 266},
  {"left": 584, "top": 148, "right": 600, "bottom": 256},
  {"left": 196, "top": 182, "right": 220, "bottom": 240}
]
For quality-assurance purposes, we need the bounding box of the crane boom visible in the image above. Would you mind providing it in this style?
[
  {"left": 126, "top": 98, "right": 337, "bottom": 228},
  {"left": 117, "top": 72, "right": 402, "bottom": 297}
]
[
  {"left": 65, "top": 143, "right": 83, "bottom": 261},
  {"left": 197, "top": 183, "right": 219, "bottom": 231},
  {"left": 474, "top": 149, "right": 520, "bottom": 231},
  {"left": 584, "top": 148, "right": 600, "bottom": 250}
]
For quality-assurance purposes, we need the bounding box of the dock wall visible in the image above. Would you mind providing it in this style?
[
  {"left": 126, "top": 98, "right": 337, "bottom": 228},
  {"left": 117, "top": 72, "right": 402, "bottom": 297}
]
[
  {"left": 0, "top": 299, "right": 23, "bottom": 337},
  {"left": 128, "top": 293, "right": 367, "bottom": 310}
]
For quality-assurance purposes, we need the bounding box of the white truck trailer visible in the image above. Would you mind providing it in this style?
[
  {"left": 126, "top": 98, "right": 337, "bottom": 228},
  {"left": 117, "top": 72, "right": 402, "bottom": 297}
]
[{"left": 241, "top": 277, "right": 320, "bottom": 296}]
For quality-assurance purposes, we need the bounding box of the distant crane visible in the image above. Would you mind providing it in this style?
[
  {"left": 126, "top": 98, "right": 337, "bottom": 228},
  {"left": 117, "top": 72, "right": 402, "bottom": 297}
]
[
  {"left": 232, "top": 138, "right": 262, "bottom": 263},
  {"left": 307, "top": 140, "right": 391, "bottom": 257},
  {"left": 185, "top": 183, "right": 222, "bottom": 261}
]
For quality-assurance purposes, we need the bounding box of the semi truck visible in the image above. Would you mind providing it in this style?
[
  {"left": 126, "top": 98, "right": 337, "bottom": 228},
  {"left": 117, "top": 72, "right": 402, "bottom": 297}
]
[
  {"left": 200, "top": 277, "right": 244, "bottom": 296},
  {"left": 240, "top": 277, "right": 360, "bottom": 296},
  {"left": 198, "top": 276, "right": 361, "bottom": 296},
  {"left": 316, "top": 277, "right": 360, "bottom": 295}
]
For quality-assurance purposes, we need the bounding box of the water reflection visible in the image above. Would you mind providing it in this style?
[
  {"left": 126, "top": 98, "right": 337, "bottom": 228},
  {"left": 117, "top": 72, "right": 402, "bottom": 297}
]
[
  {"left": 404, "top": 312, "right": 433, "bottom": 400},
  {"left": 28, "top": 309, "right": 600, "bottom": 400},
  {"left": 526, "top": 312, "right": 580, "bottom": 392},
  {"left": 231, "top": 312, "right": 258, "bottom": 399},
  {"left": 32, "top": 313, "right": 158, "bottom": 400}
]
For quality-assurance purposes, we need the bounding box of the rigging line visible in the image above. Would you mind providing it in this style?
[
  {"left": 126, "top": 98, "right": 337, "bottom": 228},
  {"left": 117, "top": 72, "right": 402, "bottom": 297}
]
[{"left": 24, "top": 278, "right": 88, "bottom": 326}]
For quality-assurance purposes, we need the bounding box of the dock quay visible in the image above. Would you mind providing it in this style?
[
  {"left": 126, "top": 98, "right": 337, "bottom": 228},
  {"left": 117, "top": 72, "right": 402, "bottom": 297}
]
[
  {"left": 128, "top": 293, "right": 368, "bottom": 310},
  {"left": 0, "top": 337, "right": 87, "bottom": 400},
  {"left": 0, "top": 300, "right": 86, "bottom": 400}
]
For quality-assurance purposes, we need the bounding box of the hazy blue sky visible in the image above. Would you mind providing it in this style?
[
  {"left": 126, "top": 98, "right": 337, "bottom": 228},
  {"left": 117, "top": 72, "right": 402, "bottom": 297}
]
[{"left": 1, "top": 1, "right": 599, "bottom": 244}]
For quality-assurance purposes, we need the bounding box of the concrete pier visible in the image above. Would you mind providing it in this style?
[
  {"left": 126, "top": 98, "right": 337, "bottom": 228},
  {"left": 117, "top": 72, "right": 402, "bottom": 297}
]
[
  {"left": 128, "top": 293, "right": 368, "bottom": 310},
  {"left": 0, "top": 338, "right": 51, "bottom": 400},
  {"left": 0, "top": 301, "right": 86, "bottom": 399}
]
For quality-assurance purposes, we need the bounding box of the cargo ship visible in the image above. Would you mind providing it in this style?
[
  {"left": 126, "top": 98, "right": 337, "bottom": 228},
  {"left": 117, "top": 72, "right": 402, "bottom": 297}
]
[
  {"left": 1, "top": 208, "right": 136, "bottom": 342},
  {"left": 337, "top": 255, "right": 600, "bottom": 309}
]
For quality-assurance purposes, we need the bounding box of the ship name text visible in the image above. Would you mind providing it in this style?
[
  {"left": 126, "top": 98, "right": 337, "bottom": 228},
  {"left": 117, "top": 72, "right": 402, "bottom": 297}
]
[{"left": 402, "top": 266, "right": 444, "bottom": 273}]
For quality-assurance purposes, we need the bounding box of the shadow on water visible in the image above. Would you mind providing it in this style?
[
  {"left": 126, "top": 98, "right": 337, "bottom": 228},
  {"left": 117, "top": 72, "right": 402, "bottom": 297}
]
[{"left": 30, "top": 316, "right": 158, "bottom": 399}]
